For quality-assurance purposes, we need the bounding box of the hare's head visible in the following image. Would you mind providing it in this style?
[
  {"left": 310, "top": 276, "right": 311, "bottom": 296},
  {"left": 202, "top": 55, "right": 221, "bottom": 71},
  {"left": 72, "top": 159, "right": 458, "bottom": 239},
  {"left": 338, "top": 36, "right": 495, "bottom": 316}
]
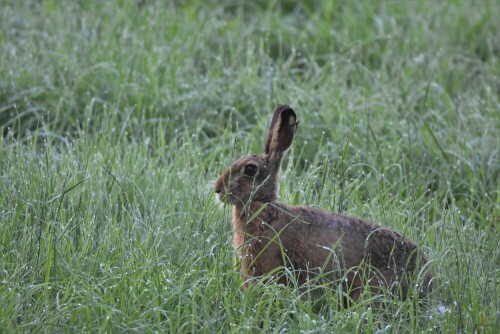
[{"left": 215, "top": 105, "right": 298, "bottom": 207}]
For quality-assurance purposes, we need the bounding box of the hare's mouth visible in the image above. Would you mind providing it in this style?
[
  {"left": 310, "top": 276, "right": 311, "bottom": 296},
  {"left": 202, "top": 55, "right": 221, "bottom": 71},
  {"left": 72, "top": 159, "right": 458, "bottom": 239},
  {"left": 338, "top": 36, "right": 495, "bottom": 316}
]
[
  {"left": 217, "top": 191, "right": 242, "bottom": 206},
  {"left": 215, "top": 189, "right": 229, "bottom": 203}
]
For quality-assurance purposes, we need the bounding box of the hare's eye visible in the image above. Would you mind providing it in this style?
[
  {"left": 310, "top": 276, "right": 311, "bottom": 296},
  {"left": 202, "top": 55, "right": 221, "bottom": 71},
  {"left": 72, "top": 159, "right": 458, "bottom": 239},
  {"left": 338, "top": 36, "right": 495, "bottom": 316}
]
[{"left": 244, "top": 164, "right": 258, "bottom": 177}]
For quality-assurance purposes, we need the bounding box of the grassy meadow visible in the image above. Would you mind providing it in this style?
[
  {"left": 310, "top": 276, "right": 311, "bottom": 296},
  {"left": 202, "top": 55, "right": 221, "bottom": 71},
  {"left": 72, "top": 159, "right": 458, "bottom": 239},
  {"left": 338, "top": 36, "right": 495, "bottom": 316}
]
[{"left": 1, "top": 0, "right": 499, "bottom": 332}]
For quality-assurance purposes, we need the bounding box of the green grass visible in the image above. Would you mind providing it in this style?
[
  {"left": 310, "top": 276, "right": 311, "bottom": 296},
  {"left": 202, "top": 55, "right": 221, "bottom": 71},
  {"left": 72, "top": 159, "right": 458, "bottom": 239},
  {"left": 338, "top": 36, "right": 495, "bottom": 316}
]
[{"left": 1, "top": 0, "right": 499, "bottom": 332}]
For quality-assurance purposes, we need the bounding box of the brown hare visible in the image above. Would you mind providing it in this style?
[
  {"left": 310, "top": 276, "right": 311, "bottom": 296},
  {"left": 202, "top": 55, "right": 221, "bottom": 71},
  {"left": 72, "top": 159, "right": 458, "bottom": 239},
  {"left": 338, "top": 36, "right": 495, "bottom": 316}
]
[{"left": 214, "top": 105, "right": 432, "bottom": 304}]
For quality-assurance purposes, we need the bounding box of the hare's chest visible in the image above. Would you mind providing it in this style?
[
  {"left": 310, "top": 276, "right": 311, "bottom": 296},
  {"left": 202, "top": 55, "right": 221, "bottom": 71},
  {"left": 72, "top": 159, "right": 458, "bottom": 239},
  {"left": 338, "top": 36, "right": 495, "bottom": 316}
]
[
  {"left": 232, "top": 215, "right": 277, "bottom": 254},
  {"left": 232, "top": 209, "right": 252, "bottom": 254},
  {"left": 232, "top": 216, "right": 245, "bottom": 252}
]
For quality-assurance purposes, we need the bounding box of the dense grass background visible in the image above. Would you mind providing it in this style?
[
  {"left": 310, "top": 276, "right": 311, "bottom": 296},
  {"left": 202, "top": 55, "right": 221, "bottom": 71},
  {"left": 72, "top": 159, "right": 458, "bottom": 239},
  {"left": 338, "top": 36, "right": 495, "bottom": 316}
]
[{"left": 1, "top": 0, "right": 498, "bottom": 332}]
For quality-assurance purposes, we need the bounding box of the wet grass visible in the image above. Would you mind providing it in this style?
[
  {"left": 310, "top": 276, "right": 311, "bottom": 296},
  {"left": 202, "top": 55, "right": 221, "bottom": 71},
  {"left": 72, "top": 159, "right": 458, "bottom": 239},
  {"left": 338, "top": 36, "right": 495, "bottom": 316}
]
[{"left": 0, "top": 1, "right": 499, "bottom": 333}]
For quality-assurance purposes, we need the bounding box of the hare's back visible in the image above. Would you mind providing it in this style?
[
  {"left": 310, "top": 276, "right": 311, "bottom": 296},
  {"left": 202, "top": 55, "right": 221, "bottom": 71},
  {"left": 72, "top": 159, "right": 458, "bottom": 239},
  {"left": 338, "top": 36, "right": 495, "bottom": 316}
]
[{"left": 281, "top": 205, "right": 420, "bottom": 271}]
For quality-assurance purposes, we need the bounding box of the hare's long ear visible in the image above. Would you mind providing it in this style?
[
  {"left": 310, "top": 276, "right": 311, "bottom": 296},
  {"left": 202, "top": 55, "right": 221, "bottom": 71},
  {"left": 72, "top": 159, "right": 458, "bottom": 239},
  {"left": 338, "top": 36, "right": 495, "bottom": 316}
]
[{"left": 264, "top": 104, "right": 298, "bottom": 157}]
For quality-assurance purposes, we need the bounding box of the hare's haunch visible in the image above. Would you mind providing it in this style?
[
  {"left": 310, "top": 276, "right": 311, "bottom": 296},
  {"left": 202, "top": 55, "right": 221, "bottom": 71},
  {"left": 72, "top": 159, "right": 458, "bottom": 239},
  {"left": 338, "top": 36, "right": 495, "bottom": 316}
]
[{"left": 215, "top": 105, "right": 432, "bottom": 302}]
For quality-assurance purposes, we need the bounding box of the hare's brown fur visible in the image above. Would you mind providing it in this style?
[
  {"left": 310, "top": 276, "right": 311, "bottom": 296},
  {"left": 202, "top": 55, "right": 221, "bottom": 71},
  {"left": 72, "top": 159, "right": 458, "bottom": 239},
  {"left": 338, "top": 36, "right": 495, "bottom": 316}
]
[{"left": 215, "top": 105, "right": 432, "bottom": 302}]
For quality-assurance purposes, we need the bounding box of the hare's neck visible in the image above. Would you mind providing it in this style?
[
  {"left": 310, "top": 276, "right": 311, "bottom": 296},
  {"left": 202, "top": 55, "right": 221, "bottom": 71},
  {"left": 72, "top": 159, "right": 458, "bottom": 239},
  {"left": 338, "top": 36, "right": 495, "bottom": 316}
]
[{"left": 235, "top": 200, "right": 279, "bottom": 219}]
